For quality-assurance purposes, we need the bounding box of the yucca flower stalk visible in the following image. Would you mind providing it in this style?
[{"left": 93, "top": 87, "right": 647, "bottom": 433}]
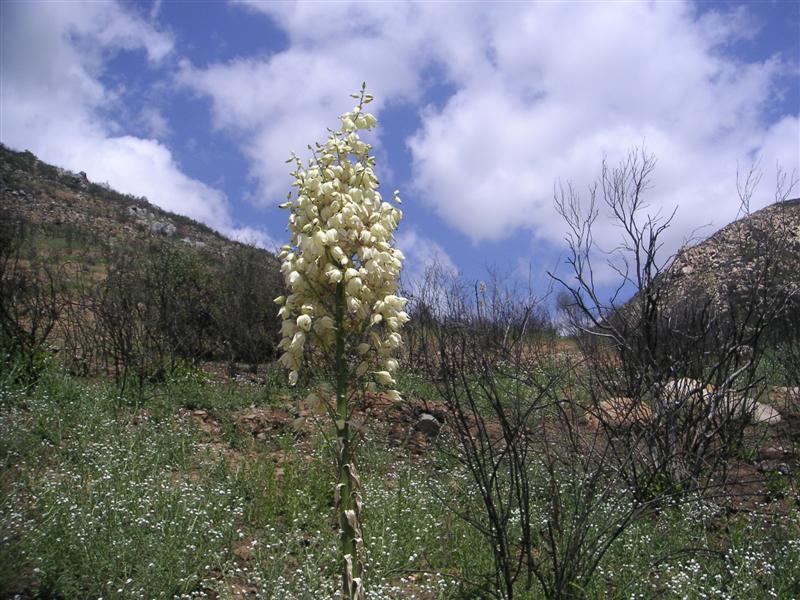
[{"left": 275, "top": 84, "right": 408, "bottom": 600}]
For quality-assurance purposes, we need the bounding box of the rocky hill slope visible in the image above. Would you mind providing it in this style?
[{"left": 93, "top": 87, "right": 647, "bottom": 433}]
[
  {"left": 658, "top": 198, "right": 800, "bottom": 313},
  {"left": 1, "top": 143, "right": 272, "bottom": 261},
  {"left": 667, "top": 198, "right": 800, "bottom": 290}
]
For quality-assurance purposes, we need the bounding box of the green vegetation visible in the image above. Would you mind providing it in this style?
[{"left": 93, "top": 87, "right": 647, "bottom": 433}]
[
  {"left": 1, "top": 364, "right": 799, "bottom": 598},
  {"left": 2, "top": 141, "right": 799, "bottom": 599},
  {"left": 0, "top": 213, "right": 283, "bottom": 390}
]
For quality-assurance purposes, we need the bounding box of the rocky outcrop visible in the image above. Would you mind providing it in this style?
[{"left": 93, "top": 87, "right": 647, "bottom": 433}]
[
  {"left": 149, "top": 221, "right": 176, "bottom": 236},
  {"left": 659, "top": 198, "right": 800, "bottom": 311},
  {"left": 124, "top": 205, "right": 177, "bottom": 236}
]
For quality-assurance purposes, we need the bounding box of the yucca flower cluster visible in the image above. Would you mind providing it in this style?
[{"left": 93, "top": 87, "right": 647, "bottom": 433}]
[
  {"left": 275, "top": 85, "right": 408, "bottom": 600},
  {"left": 275, "top": 86, "right": 408, "bottom": 400}
]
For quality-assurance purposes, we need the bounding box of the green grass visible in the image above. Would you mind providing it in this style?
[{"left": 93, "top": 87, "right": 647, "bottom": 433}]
[
  {"left": 0, "top": 374, "right": 240, "bottom": 599},
  {"left": 1, "top": 364, "right": 799, "bottom": 599}
]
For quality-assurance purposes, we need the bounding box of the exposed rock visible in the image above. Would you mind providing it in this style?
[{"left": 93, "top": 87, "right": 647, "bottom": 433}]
[
  {"left": 758, "top": 443, "right": 790, "bottom": 460},
  {"left": 358, "top": 394, "right": 450, "bottom": 453},
  {"left": 619, "top": 199, "right": 800, "bottom": 342},
  {"left": 586, "top": 396, "right": 653, "bottom": 429},
  {"left": 657, "top": 378, "right": 782, "bottom": 425},
  {"left": 126, "top": 205, "right": 149, "bottom": 219},
  {"left": 233, "top": 407, "right": 294, "bottom": 440},
  {"left": 55, "top": 168, "right": 90, "bottom": 190},
  {"left": 150, "top": 220, "right": 176, "bottom": 236},
  {"left": 414, "top": 413, "right": 442, "bottom": 438},
  {"left": 181, "top": 237, "right": 207, "bottom": 248},
  {"left": 750, "top": 401, "right": 782, "bottom": 425},
  {"left": 179, "top": 408, "right": 221, "bottom": 435},
  {"left": 661, "top": 199, "right": 800, "bottom": 313},
  {"left": 756, "top": 460, "right": 791, "bottom": 476},
  {"left": 661, "top": 378, "right": 715, "bottom": 405}
]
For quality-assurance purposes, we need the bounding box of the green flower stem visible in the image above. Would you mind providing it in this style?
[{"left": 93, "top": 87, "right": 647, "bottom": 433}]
[{"left": 335, "top": 279, "right": 361, "bottom": 598}]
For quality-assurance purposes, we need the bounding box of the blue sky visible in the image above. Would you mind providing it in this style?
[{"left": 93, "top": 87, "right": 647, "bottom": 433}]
[{"left": 2, "top": 0, "right": 798, "bottom": 298}]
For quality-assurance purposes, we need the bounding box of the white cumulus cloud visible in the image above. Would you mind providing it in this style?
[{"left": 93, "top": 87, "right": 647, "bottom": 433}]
[
  {"left": 395, "top": 228, "right": 459, "bottom": 299},
  {"left": 396, "top": 229, "right": 458, "bottom": 275},
  {"left": 178, "top": 1, "right": 428, "bottom": 205},
  {"left": 0, "top": 1, "right": 273, "bottom": 247},
  {"left": 409, "top": 2, "right": 798, "bottom": 252},
  {"left": 186, "top": 1, "right": 798, "bottom": 269}
]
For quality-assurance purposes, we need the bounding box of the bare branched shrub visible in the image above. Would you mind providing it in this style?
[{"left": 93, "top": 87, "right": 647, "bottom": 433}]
[
  {"left": 91, "top": 242, "right": 213, "bottom": 391},
  {"left": 0, "top": 219, "right": 61, "bottom": 383},
  {"left": 145, "top": 242, "right": 219, "bottom": 365},
  {"left": 95, "top": 247, "right": 159, "bottom": 391},
  {"left": 413, "top": 271, "right": 549, "bottom": 598},
  {"left": 56, "top": 255, "right": 106, "bottom": 377},
  {"left": 773, "top": 302, "right": 800, "bottom": 391},
  {"left": 217, "top": 244, "right": 283, "bottom": 374},
  {"left": 552, "top": 149, "right": 798, "bottom": 495},
  {"left": 412, "top": 269, "right": 673, "bottom": 599}
]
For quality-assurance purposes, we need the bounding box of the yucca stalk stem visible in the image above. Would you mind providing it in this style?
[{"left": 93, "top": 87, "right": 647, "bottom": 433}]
[{"left": 335, "top": 280, "right": 361, "bottom": 599}]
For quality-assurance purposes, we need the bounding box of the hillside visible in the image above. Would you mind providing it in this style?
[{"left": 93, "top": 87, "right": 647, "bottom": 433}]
[
  {"left": 0, "top": 143, "right": 271, "bottom": 260},
  {"left": 1, "top": 144, "right": 284, "bottom": 380},
  {"left": 608, "top": 197, "right": 800, "bottom": 341}
]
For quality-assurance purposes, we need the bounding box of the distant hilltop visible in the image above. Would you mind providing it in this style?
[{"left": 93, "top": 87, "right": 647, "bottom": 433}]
[
  {"left": 0, "top": 143, "right": 269, "bottom": 259},
  {"left": 658, "top": 197, "right": 800, "bottom": 311}
]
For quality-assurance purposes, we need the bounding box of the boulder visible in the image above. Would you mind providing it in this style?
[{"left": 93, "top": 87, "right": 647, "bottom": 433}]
[
  {"left": 414, "top": 413, "right": 442, "bottom": 438},
  {"left": 150, "top": 221, "right": 176, "bottom": 236},
  {"left": 750, "top": 401, "right": 782, "bottom": 425},
  {"left": 586, "top": 396, "right": 652, "bottom": 429},
  {"left": 660, "top": 378, "right": 715, "bottom": 406},
  {"left": 181, "top": 237, "right": 207, "bottom": 248},
  {"left": 756, "top": 460, "right": 791, "bottom": 475}
]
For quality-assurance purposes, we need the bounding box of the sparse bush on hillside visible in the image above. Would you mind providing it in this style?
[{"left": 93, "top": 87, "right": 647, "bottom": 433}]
[
  {"left": 2, "top": 143, "right": 286, "bottom": 383},
  {"left": 92, "top": 240, "right": 281, "bottom": 391},
  {"left": 96, "top": 244, "right": 169, "bottom": 391},
  {"left": 0, "top": 217, "right": 283, "bottom": 389},
  {"left": 57, "top": 259, "right": 104, "bottom": 378},
  {"left": 0, "top": 219, "right": 61, "bottom": 385},
  {"left": 146, "top": 242, "right": 219, "bottom": 364},
  {"left": 218, "top": 244, "right": 283, "bottom": 373}
]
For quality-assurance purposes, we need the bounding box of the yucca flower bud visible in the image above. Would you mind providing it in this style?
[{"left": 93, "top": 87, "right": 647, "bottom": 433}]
[
  {"left": 373, "top": 371, "right": 394, "bottom": 386},
  {"left": 327, "top": 268, "right": 343, "bottom": 284},
  {"left": 296, "top": 314, "right": 312, "bottom": 331}
]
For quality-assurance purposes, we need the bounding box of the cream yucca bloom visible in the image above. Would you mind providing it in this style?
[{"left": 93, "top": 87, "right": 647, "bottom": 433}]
[
  {"left": 276, "top": 86, "right": 407, "bottom": 401},
  {"left": 275, "top": 86, "right": 407, "bottom": 600}
]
